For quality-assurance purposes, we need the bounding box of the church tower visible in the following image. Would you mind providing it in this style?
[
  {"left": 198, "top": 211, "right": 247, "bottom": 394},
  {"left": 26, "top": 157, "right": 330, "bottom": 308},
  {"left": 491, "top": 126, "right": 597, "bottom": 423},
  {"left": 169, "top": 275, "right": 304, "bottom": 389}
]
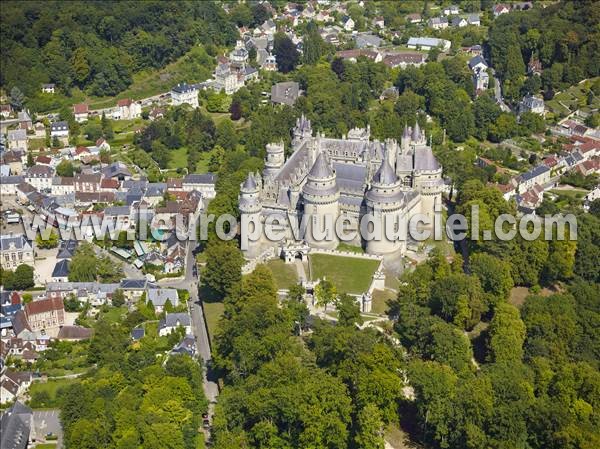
[
  {"left": 302, "top": 152, "right": 339, "bottom": 250},
  {"left": 239, "top": 172, "right": 262, "bottom": 258},
  {"left": 365, "top": 156, "right": 406, "bottom": 255}
]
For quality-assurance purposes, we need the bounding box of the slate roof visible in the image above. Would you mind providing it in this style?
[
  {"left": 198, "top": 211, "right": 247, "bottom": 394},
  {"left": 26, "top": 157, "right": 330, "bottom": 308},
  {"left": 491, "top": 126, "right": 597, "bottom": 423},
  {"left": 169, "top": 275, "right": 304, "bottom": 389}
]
[
  {"left": 308, "top": 152, "right": 334, "bottom": 179},
  {"left": 0, "top": 401, "right": 32, "bottom": 449},
  {"left": 183, "top": 173, "right": 217, "bottom": 184},
  {"left": 57, "top": 240, "right": 78, "bottom": 259},
  {"left": 372, "top": 158, "right": 398, "bottom": 185},
  {"left": 131, "top": 327, "right": 145, "bottom": 340},
  {"left": 52, "top": 259, "right": 69, "bottom": 278},
  {"left": 160, "top": 312, "right": 191, "bottom": 330},
  {"left": 0, "top": 234, "right": 32, "bottom": 252},
  {"left": 271, "top": 81, "right": 300, "bottom": 106},
  {"left": 147, "top": 288, "right": 179, "bottom": 307}
]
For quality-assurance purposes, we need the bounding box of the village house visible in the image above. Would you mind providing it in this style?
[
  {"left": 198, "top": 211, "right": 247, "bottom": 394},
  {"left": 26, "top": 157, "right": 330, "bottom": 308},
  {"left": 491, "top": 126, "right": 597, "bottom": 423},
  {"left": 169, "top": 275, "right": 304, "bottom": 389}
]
[
  {"left": 73, "top": 103, "right": 89, "bottom": 123},
  {"left": 382, "top": 52, "right": 427, "bottom": 69},
  {"left": 428, "top": 17, "right": 448, "bottom": 30},
  {"left": 41, "top": 83, "right": 55, "bottom": 94},
  {"left": 271, "top": 81, "right": 301, "bottom": 106},
  {"left": 335, "top": 49, "right": 383, "bottom": 63},
  {"left": 25, "top": 165, "right": 54, "bottom": 191},
  {"left": 158, "top": 312, "right": 192, "bottom": 336},
  {"left": 1, "top": 373, "right": 32, "bottom": 404},
  {"left": 519, "top": 94, "right": 545, "bottom": 115},
  {"left": 147, "top": 288, "right": 179, "bottom": 313},
  {"left": 443, "top": 4, "right": 460, "bottom": 15},
  {"left": 406, "top": 13, "right": 422, "bottom": 24},
  {"left": 342, "top": 16, "right": 355, "bottom": 31},
  {"left": 7, "top": 129, "right": 28, "bottom": 151},
  {"left": 492, "top": 3, "right": 511, "bottom": 17},
  {"left": 24, "top": 297, "right": 65, "bottom": 334},
  {"left": 74, "top": 173, "right": 102, "bottom": 192},
  {"left": 171, "top": 83, "right": 199, "bottom": 108},
  {"left": 407, "top": 37, "right": 451, "bottom": 52},
  {"left": 0, "top": 234, "right": 34, "bottom": 269},
  {"left": 516, "top": 165, "right": 551, "bottom": 193},
  {"left": 451, "top": 16, "right": 468, "bottom": 27},
  {"left": 50, "top": 121, "right": 69, "bottom": 142},
  {"left": 114, "top": 98, "right": 142, "bottom": 120}
]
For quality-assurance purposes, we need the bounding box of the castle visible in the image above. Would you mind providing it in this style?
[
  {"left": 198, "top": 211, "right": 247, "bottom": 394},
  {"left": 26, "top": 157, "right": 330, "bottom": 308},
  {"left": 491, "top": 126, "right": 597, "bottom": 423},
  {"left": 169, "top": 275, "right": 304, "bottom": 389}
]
[{"left": 239, "top": 115, "right": 443, "bottom": 258}]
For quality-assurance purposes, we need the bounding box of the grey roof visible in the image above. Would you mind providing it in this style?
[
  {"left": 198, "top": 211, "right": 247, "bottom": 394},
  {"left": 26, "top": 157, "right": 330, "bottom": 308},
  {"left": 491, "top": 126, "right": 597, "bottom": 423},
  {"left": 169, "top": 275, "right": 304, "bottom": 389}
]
[
  {"left": 172, "top": 83, "right": 197, "bottom": 94},
  {"left": 57, "top": 240, "right": 78, "bottom": 259},
  {"left": 520, "top": 165, "right": 549, "bottom": 181},
  {"left": 373, "top": 158, "right": 398, "bottom": 185},
  {"left": 333, "top": 162, "right": 367, "bottom": 192},
  {"left": 120, "top": 279, "right": 151, "bottom": 290},
  {"left": 7, "top": 129, "right": 27, "bottom": 141},
  {"left": 145, "top": 183, "right": 166, "bottom": 196},
  {"left": 102, "top": 162, "right": 131, "bottom": 178},
  {"left": 160, "top": 312, "right": 191, "bottom": 329},
  {"left": 414, "top": 147, "right": 441, "bottom": 171},
  {"left": 52, "top": 259, "right": 69, "bottom": 278},
  {"left": 0, "top": 234, "right": 32, "bottom": 252},
  {"left": 51, "top": 121, "right": 68, "bottom": 131},
  {"left": 0, "top": 401, "right": 32, "bottom": 449},
  {"left": 183, "top": 173, "right": 217, "bottom": 184},
  {"left": 147, "top": 288, "right": 179, "bottom": 307},
  {"left": 308, "top": 152, "right": 334, "bottom": 179},
  {"left": 468, "top": 55, "right": 488, "bottom": 70},
  {"left": 242, "top": 172, "right": 256, "bottom": 190},
  {"left": 104, "top": 205, "right": 131, "bottom": 217},
  {"left": 271, "top": 82, "right": 300, "bottom": 106},
  {"left": 407, "top": 37, "right": 448, "bottom": 48},
  {"left": 0, "top": 175, "right": 23, "bottom": 185}
]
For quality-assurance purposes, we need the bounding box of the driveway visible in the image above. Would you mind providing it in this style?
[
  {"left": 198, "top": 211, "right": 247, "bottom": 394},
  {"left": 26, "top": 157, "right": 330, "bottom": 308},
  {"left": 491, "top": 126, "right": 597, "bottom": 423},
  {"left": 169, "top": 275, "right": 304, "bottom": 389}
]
[{"left": 33, "top": 409, "right": 63, "bottom": 448}]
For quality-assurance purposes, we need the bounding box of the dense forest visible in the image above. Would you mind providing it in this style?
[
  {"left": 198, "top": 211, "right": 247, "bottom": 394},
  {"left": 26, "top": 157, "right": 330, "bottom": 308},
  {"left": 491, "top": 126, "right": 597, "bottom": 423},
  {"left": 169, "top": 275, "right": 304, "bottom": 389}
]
[
  {"left": 488, "top": 0, "right": 600, "bottom": 101},
  {"left": 0, "top": 1, "right": 238, "bottom": 97}
]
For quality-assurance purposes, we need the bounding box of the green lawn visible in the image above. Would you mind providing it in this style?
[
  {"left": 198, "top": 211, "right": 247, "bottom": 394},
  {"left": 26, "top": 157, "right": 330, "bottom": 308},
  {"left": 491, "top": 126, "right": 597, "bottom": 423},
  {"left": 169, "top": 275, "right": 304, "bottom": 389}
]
[
  {"left": 29, "top": 378, "right": 78, "bottom": 405},
  {"left": 336, "top": 242, "right": 365, "bottom": 253},
  {"left": 168, "top": 147, "right": 188, "bottom": 170},
  {"left": 97, "top": 306, "right": 128, "bottom": 324},
  {"left": 264, "top": 259, "right": 298, "bottom": 289},
  {"left": 203, "top": 302, "right": 224, "bottom": 344},
  {"left": 371, "top": 289, "right": 396, "bottom": 315},
  {"left": 309, "top": 254, "right": 380, "bottom": 294},
  {"left": 35, "top": 444, "right": 57, "bottom": 449}
]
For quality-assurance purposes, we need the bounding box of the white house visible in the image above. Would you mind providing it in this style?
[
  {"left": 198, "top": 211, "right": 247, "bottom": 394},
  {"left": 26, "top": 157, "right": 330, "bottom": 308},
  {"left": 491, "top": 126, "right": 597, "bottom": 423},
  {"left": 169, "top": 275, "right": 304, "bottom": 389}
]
[
  {"left": 50, "top": 121, "right": 69, "bottom": 139},
  {"left": 182, "top": 173, "right": 217, "bottom": 198},
  {"left": 171, "top": 83, "right": 199, "bottom": 108},
  {"left": 443, "top": 5, "right": 460, "bottom": 15},
  {"left": 467, "top": 14, "right": 481, "bottom": 26},
  {"left": 468, "top": 55, "right": 488, "bottom": 72},
  {"left": 451, "top": 16, "right": 468, "bottom": 27},
  {"left": 428, "top": 17, "right": 448, "bottom": 30},
  {"left": 146, "top": 288, "right": 179, "bottom": 313},
  {"left": 73, "top": 103, "right": 89, "bottom": 123},
  {"left": 343, "top": 17, "right": 355, "bottom": 31},
  {"left": 158, "top": 312, "right": 192, "bottom": 336},
  {"left": 493, "top": 4, "right": 511, "bottom": 17},
  {"left": 407, "top": 37, "right": 451, "bottom": 52},
  {"left": 115, "top": 99, "right": 142, "bottom": 120},
  {"left": 25, "top": 165, "right": 54, "bottom": 191},
  {"left": 7, "top": 129, "right": 27, "bottom": 151},
  {"left": 41, "top": 83, "right": 55, "bottom": 94},
  {"left": 519, "top": 95, "right": 545, "bottom": 115},
  {"left": 0, "top": 234, "right": 34, "bottom": 269}
]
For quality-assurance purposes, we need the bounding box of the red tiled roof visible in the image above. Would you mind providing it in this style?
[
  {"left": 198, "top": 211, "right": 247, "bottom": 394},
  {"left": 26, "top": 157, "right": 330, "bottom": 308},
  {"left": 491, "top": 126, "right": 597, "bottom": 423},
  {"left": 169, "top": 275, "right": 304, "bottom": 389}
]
[
  {"left": 36, "top": 155, "right": 52, "bottom": 164},
  {"left": 117, "top": 98, "right": 133, "bottom": 107},
  {"left": 73, "top": 103, "right": 89, "bottom": 114},
  {"left": 25, "top": 297, "right": 64, "bottom": 316},
  {"left": 100, "top": 178, "right": 119, "bottom": 189}
]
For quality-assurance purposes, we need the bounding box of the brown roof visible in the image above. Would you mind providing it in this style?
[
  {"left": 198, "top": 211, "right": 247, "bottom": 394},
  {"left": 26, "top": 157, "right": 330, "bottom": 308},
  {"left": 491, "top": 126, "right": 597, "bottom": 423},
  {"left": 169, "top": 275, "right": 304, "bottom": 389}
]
[
  {"left": 100, "top": 178, "right": 119, "bottom": 189},
  {"left": 382, "top": 52, "right": 425, "bottom": 67},
  {"left": 57, "top": 325, "right": 93, "bottom": 340},
  {"left": 25, "top": 297, "right": 64, "bottom": 316},
  {"left": 336, "top": 49, "right": 380, "bottom": 60},
  {"left": 75, "top": 173, "right": 102, "bottom": 183},
  {"left": 117, "top": 98, "right": 133, "bottom": 107},
  {"left": 75, "top": 191, "right": 115, "bottom": 202},
  {"left": 73, "top": 103, "right": 89, "bottom": 114},
  {"left": 36, "top": 155, "right": 52, "bottom": 164}
]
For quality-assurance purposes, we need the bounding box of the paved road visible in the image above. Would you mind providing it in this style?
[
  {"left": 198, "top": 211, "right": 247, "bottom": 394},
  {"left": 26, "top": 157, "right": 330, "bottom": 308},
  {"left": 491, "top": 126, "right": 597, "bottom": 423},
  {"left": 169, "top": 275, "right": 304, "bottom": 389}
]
[
  {"left": 489, "top": 67, "right": 511, "bottom": 112},
  {"left": 159, "top": 237, "right": 219, "bottom": 439}
]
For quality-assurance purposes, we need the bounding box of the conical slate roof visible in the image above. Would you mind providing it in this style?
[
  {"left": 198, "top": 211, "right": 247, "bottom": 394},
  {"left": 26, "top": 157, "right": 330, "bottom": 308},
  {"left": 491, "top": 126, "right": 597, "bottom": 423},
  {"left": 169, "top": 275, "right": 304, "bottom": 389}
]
[
  {"left": 308, "top": 152, "right": 334, "bottom": 179},
  {"left": 372, "top": 157, "right": 397, "bottom": 185},
  {"left": 242, "top": 172, "right": 256, "bottom": 190},
  {"left": 411, "top": 121, "right": 421, "bottom": 141},
  {"left": 403, "top": 124, "right": 411, "bottom": 138}
]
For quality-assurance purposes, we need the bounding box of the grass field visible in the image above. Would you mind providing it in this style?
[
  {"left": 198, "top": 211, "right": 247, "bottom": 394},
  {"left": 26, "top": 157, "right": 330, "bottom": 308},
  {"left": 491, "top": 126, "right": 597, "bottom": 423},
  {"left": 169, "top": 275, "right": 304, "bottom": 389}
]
[
  {"left": 264, "top": 259, "right": 298, "bottom": 289},
  {"left": 35, "top": 444, "right": 57, "bottom": 449},
  {"left": 96, "top": 306, "right": 128, "bottom": 324},
  {"left": 203, "top": 302, "right": 224, "bottom": 343},
  {"left": 309, "top": 254, "right": 380, "bottom": 294},
  {"left": 371, "top": 289, "right": 396, "bottom": 315},
  {"left": 29, "top": 378, "right": 78, "bottom": 405},
  {"left": 546, "top": 77, "right": 600, "bottom": 116},
  {"left": 167, "top": 147, "right": 189, "bottom": 170}
]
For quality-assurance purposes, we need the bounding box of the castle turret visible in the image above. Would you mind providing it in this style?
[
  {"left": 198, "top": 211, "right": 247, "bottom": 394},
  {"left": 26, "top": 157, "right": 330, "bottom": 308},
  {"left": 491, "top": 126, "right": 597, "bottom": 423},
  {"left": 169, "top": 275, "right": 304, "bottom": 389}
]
[
  {"left": 293, "top": 114, "right": 312, "bottom": 143},
  {"left": 401, "top": 124, "right": 411, "bottom": 152},
  {"left": 239, "top": 172, "right": 262, "bottom": 257},
  {"left": 302, "top": 152, "right": 339, "bottom": 249},
  {"left": 411, "top": 121, "right": 427, "bottom": 146},
  {"left": 365, "top": 156, "right": 406, "bottom": 255},
  {"left": 412, "top": 146, "right": 443, "bottom": 221},
  {"left": 263, "top": 141, "right": 285, "bottom": 178}
]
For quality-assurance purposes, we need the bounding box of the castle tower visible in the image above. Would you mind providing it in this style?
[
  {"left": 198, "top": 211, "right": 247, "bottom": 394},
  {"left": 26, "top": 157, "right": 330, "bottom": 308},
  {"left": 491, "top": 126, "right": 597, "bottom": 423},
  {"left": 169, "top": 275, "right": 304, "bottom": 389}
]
[
  {"left": 412, "top": 146, "right": 444, "bottom": 221},
  {"left": 302, "top": 152, "right": 339, "bottom": 249},
  {"left": 263, "top": 141, "right": 285, "bottom": 178},
  {"left": 365, "top": 156, "right": 406, "bottom": 255},
  {"left": 411, "top": 121, "right": 427, "bottom": 146},
  {"left": 401, "top": 124, "right": 411, "bottom": 152},
  {"left": 239, "top": 172, "right": 262, "bottom": 258}
]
